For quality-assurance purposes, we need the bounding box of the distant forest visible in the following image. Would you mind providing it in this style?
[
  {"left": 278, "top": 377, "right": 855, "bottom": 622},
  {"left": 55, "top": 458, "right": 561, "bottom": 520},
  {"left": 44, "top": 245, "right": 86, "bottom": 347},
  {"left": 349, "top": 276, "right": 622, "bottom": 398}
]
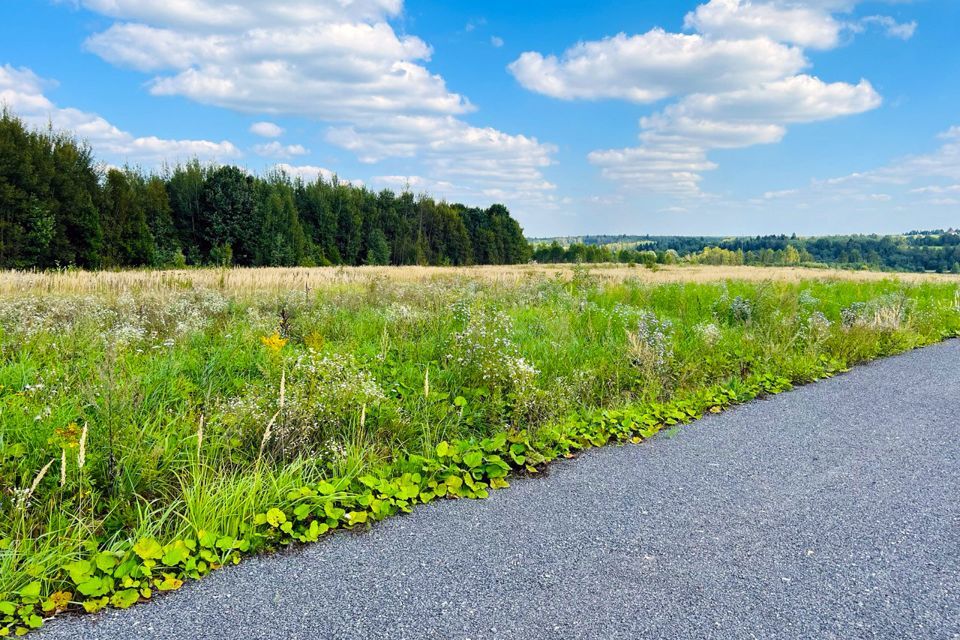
[
  {"left": 2, "top": 109, "right": 957, "bottom": 274},
  {"left": 0, "top": 111, "right": 530, "bottom": 269},
  {"left": 530, "top": 231, "right": 960, "bottom": 273}
]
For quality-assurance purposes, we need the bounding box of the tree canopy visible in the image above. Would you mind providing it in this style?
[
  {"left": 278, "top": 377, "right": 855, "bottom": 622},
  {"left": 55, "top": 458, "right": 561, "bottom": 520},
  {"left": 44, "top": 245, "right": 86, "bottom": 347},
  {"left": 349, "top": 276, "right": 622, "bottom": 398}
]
[{"left": 0, "top": 110, "right": 531, "bottom": 269}]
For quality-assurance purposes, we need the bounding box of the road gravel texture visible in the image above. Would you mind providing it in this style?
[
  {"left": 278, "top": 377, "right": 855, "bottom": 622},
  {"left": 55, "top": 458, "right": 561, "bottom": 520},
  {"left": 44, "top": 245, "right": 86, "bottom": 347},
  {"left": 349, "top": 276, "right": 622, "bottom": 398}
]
[{"left": 41, "top": 340, "right": 960, "bottom": 639}]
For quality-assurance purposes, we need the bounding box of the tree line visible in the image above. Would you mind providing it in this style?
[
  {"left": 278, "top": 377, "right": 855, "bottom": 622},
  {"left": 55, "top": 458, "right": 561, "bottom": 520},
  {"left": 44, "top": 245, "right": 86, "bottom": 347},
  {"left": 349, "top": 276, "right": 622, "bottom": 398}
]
[
  {"left": 532, "top": 232, "right": 960, "bottom": 273},
  {"left": 0, "top": 110, "right": 530, "bottom": 269}
]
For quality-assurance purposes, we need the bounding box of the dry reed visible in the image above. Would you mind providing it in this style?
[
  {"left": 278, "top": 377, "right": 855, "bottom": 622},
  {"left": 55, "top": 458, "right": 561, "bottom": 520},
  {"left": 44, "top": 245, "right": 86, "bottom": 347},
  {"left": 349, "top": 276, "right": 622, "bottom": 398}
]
[{"left": 1, "top": 264, "right": 956, "bottom": 297}]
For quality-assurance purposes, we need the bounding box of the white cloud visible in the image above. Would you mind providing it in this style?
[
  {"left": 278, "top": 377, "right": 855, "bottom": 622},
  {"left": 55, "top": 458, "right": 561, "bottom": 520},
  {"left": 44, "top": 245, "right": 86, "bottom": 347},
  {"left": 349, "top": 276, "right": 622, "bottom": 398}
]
[
  {"left": 830, "top": 126, "right": 960, "bottom": 185},
  {"left": 859, "top": 15, "right": 917, "bottom": 40},
  {"left": 763, "top": 188, "right": 799, "bottom": 199},
  {"left": 910, "top": 185, "right": 960, "bottom": 195},
  {"left": 85, "top": 21, "right": 465, "bottom": 120},
  {"left": 491, "top": 36, "right": 504, "bottom": 48},
  {"left": 664, "top": 74, "right": 880, "bottom": 125},
  {"left": 372, "top": 175, "right": 457, "bottom": 193},
  {"left": 0, "top": 64, "right": 239, "bottom": 164},
  {"left": 512, "top": 0, "right": 894, "bottom": 198},
  {"left": 729, "top": 127, "right": 960, "bottom": 215},
  {"left": 252, "top": 141, "right": 309, "bottom": 158},
  {"left": 250, "top": 121, "right": 284, "bottom": 137},
  {"left": 274, "top": 163, "right": 361, "bottom": 186},
  {"left": 940, "top": 126, "right": 960, "bottom": 141},
  {"left": 326, "top": 115, "right": 556, "bottom": 205},
  {"left": 78, "top": 0, "right": 404, "bottom": 30},
  {"left": 587, "top": 75, "right": 880, "bottom": 195},
  {"left": 684, "top": 0, "right": 843, "bottom": 49},
  {"left": 508, "top": 29, "right": 806, "bottom": 103},
  {"left": 77, "top": 0, "right": 559, "bottom": 216}
]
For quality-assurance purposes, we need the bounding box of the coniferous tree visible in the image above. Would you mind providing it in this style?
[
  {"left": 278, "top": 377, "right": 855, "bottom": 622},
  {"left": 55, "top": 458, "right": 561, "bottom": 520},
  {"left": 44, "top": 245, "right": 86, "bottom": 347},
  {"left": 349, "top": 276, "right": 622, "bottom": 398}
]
[
  {"left": 0, "top": 108, "right": 539, "bottom": 271},
  {"left": 99, "top": 169, "right": 154, "bottom": 266},
  {"left": 365, "top": 228, "right": 391, "bottom": 265}
]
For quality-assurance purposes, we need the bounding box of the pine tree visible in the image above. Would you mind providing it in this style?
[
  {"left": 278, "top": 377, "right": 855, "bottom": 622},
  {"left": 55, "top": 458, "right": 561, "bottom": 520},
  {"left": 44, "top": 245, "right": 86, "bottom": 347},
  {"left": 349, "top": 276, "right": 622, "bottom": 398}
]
[{"left": 365, "top": 228, "right": 391, "bottom": 265}]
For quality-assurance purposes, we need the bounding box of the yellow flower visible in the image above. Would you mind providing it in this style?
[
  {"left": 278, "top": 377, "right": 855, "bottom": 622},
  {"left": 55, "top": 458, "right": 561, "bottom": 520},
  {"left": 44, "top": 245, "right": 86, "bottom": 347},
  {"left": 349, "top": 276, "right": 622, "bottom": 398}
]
[
  {"left": 260, "top": 332, "right": 288, "bottom": 353},
  {"left": 50, "top": 422, "right": 81, "bottom": 449}
]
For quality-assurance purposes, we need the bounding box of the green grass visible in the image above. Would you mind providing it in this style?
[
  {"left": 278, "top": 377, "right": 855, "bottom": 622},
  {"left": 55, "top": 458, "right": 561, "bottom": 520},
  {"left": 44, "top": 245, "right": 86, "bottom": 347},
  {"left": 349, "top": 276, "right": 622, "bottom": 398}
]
[{"left": 1, "top": 269, "right": 958, "bottom": 634}]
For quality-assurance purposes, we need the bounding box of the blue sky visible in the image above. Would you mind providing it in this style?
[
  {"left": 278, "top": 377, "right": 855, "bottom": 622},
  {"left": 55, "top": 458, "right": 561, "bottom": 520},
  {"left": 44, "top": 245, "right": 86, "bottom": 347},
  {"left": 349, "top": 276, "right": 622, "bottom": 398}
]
[{"left": 1, "top": 0, "right": 958, "bottom": 236}]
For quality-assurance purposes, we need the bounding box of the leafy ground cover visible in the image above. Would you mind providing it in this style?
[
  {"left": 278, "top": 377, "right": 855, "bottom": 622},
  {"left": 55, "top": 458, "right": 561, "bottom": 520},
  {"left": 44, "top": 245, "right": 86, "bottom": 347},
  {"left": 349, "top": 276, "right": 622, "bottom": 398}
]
[{"left": 1, "top": 266, "right": 958, "bottom": 635}]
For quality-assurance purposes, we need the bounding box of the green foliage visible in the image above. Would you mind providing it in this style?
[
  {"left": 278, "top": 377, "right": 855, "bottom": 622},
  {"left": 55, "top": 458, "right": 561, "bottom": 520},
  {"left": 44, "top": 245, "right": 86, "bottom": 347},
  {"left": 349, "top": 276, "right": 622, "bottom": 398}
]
[
  {"left": 0, "top": 110, "right": 531, "bottom": 270},
  {"left": 1, "top": 273, "right": 959, "bottom": 635},
  {"left": 531, "top": 232, "right": 960, "bottom": 274}
]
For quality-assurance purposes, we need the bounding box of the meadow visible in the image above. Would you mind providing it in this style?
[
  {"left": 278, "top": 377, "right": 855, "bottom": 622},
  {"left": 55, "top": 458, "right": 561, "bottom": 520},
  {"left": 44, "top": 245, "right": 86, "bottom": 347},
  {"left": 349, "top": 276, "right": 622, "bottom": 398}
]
[{"left": 1, "top": 264, "right": 959, "bottom": 635}]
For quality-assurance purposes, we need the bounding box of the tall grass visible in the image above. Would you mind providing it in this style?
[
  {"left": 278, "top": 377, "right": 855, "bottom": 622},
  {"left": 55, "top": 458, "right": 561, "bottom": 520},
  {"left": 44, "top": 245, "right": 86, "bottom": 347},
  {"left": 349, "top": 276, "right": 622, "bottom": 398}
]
[{"left": 0, "top": 265, "right": 958, "bottom": 602}]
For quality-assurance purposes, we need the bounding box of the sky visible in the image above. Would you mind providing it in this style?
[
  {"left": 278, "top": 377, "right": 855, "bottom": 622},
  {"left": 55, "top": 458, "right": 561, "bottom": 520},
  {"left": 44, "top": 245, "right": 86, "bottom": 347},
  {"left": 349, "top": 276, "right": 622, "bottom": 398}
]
[{"left": 1, "top": 0, "right": 958, "bottom": 237}]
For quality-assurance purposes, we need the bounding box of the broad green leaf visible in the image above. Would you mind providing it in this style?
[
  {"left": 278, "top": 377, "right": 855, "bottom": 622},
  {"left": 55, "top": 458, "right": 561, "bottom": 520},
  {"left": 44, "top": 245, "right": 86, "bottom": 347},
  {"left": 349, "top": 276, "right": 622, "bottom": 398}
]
[
  {"left": 162, "top": 541, "right": 191, "bottom": 566},
  {"left": 95, "top": 552, "right": 118, "bottom": 573},
  {"left": 65, "top": 560, "right": 93, "bottom": 584},
  {"left": 17, "top": 582, "right": 41, "bottom": 601},
  {"left": 323, "top": 502, "right": 345, "bottom": 520},
  {"left": 76, "top": 577, "right": 107, "bottom": 597},
  {"left": 133, "top": 538, "right": 163, "bottom": 561},
  {"left": 265, "top": 508, "right": 286, "bottom": 527},
  {"left": 463, "top": 451, "right": 484, "bottom": 468}
]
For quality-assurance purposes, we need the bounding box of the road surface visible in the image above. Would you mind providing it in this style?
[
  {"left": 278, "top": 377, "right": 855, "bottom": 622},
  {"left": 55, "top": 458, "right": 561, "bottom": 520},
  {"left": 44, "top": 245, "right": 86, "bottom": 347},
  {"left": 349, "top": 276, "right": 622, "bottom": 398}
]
[{"left": 41, "top": 340, "right": 960, "bottom": 639}]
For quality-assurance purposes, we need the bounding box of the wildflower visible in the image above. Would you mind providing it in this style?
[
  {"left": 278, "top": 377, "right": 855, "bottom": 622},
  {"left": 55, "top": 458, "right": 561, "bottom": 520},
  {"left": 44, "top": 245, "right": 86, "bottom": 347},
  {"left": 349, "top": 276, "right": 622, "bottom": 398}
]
[
  {"left": 51, "top": 422, "right": 82, "bottom": 449},
  {"left": 798, "top": 289, "right": 820, "bottom": 307},
  {"left": 628, "top": 310, "right": 673, "bottom": 369},
  {"left": 695, "top": 322, "right": 722, "bottom": 347},
  {"left": 809, "top": 311, "right": 832, "bottom": 334},
  {"left": 730, "top": 296, "right": 753, "bottom": 324},
  {"left": 260, "top": 332, "right": 288, "bottom": 353}
]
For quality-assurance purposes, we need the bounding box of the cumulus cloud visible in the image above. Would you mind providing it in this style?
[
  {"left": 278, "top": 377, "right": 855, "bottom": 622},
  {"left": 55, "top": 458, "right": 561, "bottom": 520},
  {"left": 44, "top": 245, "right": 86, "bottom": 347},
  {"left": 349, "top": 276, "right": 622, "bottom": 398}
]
[
  {"left": 76, "top": 0, "right": 558, "bottom": 215},
  {"left": 664, "top": 74, "right": 880, "bottom": 124},
  {"left": 328, "top": 115, "right": 557, "bottom": 205},
  {"left": 684, "top": 0, "right": 843, "bottom": 49},
  {"left": 512, "top": 0, "right": 896, "bottom": 197},
  {"left": 85, "top": 21, "right": 465, "bottom": 120},
  {"left": 584, "top": 75, "right": 880, "bottom": 196},
  {"left": 0, "top": 64, "right": 239, "bottom": 164},
  {"left": 252, "top": 141, "right": 309, "bottom": 158},
  {"left": 372, "top": 175, "right": 457, "bottom": 193},
  {"left": 274, "top": 163, "right": 361, "bottom": 185},
  {"left": 250, "top": 121, "right": 284, "bottom": 137},
  {"left": 77, "top": 0, "right": 404, "bottom": 30},
  {"left": 508, "top": 30, "right": 806, "bottom": 103}
]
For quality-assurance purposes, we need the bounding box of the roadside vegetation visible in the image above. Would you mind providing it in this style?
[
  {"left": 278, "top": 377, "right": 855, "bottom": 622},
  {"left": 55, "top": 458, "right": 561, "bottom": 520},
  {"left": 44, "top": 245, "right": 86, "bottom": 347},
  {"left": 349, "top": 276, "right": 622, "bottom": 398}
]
[{"left": 2, "top": 265, "right": 959, "bottom": 635}]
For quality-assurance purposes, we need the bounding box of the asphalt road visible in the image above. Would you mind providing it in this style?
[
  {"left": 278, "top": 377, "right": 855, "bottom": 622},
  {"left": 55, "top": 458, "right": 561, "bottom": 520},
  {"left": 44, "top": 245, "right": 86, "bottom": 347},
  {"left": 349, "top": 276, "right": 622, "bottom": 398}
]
[{"left": 41, "top": 341, "right": 960, "bottom": 639}]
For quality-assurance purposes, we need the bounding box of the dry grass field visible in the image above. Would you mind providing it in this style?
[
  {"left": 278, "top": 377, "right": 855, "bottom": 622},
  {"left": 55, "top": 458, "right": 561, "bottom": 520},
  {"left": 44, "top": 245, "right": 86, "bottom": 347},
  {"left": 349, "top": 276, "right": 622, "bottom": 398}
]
[{"left": 2, "top": 264, "right": 957, "bottom": 297}]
